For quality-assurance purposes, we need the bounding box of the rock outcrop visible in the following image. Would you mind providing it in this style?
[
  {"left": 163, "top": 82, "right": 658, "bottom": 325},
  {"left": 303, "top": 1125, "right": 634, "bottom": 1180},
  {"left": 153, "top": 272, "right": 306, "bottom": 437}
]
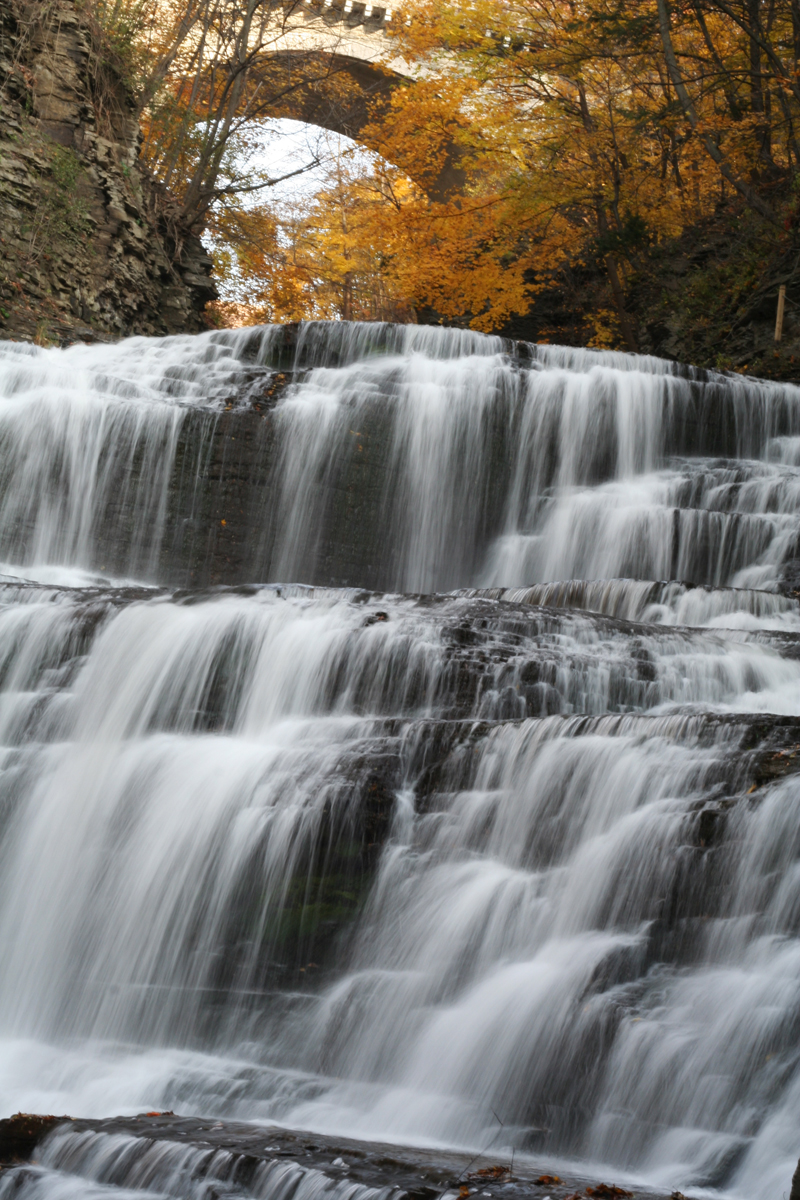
[
  {"left": 0, "top": 0, "right": 215, "bottom": 343},
  {"left": 0, "top": 1112, "right": 675, "bottom": 1200}
]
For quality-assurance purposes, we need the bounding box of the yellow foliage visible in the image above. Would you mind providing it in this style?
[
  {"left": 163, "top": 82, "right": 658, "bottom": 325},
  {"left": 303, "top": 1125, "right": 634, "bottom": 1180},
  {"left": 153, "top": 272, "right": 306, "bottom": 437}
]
[{"left": 101, "top": 0, "right": 800, "bottom": 338}]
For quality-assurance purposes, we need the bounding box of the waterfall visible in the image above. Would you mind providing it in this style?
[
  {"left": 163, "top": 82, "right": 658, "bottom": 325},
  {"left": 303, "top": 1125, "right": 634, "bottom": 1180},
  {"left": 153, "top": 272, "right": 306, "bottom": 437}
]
[
  {"left": 4, "top": 323, "right": 800, "bottom": 592},
  {"left": 1, "top": 323, "right": 800, "bottom": 1199}
]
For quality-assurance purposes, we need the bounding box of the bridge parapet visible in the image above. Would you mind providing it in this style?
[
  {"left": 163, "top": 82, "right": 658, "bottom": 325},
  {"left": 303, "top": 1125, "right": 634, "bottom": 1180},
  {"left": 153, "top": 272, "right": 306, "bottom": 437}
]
[
  {"left": 261, "top": 0, "right": 408, "bottom": 72},
  {"left": 269, "top": 0, "right": 395, "bottom": 36}
]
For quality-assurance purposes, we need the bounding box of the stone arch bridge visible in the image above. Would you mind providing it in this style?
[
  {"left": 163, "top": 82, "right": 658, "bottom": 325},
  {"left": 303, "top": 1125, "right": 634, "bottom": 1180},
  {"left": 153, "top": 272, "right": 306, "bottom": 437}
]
[{"left": 248, "top": 0, "right": 464, "bottom": 198}]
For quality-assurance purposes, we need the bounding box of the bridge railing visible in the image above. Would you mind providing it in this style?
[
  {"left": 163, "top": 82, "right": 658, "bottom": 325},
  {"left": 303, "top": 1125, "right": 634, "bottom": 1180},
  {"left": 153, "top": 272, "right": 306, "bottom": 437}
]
[{"left": 269, "top": 0, "right": 395, "bottom": 30}]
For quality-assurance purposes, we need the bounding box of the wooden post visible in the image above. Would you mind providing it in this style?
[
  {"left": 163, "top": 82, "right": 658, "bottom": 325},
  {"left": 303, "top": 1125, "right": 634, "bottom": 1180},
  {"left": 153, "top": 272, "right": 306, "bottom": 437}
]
[{"left": 775, "top": 284, "right": 787, "bottom": 343}]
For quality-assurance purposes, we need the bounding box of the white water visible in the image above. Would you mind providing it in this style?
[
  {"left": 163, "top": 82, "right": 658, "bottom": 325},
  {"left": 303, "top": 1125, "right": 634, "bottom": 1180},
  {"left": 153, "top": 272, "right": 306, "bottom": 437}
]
[
  {"left": 0, "top": 1126, "right": 403, "bottom": 1200},
  {"left": 2, "top": 325, "right": 800, "bottom": 1198},
  {"left": 3, "top": 322, "right": 800, "bottom": 593}
]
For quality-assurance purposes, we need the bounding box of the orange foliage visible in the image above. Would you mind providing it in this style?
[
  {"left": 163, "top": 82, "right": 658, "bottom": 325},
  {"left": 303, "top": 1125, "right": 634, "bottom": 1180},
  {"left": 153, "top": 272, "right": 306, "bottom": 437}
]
[{"left": 110, "top": 0, "right": 800, "bottom": 336}]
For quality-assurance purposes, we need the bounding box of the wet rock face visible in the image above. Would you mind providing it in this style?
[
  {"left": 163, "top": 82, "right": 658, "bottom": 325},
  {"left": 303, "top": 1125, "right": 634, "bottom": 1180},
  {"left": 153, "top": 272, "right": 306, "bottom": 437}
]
[
  {"left": 0, "top": 1114, "right": 66, "bottom": 1163},
  {"left": 0, "top": 1113, "right": 689, "bottom": 1200},
  {"left": 0, "top": 0, "right": 214, "bottom": 343},
  {"left": 5, "top": 323, "right": 800, "bottom": 596},
  {"left": 70, "top": 327, "right": 800, "bottom": 592},
  {"left": 203, "top": 736, "right": 402, "bottom": 996},
  {"left": 5, "top": 574, "right": 800, "bottom": 1012}
]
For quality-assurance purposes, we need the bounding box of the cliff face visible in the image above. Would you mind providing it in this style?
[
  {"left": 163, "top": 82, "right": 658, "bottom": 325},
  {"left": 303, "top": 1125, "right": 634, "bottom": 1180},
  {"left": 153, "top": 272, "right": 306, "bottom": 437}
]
[{"left": 0, "top": 0, "right": 215, "bottom": 343}]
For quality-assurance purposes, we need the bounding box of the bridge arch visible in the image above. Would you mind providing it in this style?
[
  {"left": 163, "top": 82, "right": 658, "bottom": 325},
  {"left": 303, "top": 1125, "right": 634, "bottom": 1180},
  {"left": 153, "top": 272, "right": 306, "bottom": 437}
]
[{"left": 238, "top": 4, "right": 465, "bottom": 200}]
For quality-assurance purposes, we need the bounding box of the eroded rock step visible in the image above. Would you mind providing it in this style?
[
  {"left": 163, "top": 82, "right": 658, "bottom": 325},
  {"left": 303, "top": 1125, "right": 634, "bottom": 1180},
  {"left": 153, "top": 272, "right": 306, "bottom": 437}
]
[
  {"left": 4, "top": 578, "right": 800, "bottom": 975},
  {"left": 0, "top": 1113, "right": 695, "bottom": 1200},
  {"left": 5, "top": 578, "right": 800, "bottom": 993},
  {"left": 155, "top": 413, "right": 800, "bottom": 592},
  {"left": 8, "top": 321, "right": 795, "bottom": 592},
  {"left": 5, "top": 581, "right": 800, "bottom": 727}
]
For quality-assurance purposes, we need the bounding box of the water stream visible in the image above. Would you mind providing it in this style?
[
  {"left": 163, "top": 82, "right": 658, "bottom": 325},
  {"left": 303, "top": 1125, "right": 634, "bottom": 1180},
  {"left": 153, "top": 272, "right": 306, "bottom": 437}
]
[{"left": 1, "top": 324, "right": 800, "bottom": 1198}]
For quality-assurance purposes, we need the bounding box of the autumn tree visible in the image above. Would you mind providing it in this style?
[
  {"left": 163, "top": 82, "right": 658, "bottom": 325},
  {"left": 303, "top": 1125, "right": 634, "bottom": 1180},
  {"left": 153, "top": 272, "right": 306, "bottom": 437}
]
[
  {"left": 346, "top": 0, "right": 800, "bottom": 343},
  {"left": 86, "top": 0, "right": 800, "bottom": 345}
]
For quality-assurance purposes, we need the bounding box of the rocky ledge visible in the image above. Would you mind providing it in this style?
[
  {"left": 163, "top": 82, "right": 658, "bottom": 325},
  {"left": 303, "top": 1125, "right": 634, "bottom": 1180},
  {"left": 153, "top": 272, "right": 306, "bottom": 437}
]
[{"left": 0, "top": 1112, "right": 705, "bottom": 1200}]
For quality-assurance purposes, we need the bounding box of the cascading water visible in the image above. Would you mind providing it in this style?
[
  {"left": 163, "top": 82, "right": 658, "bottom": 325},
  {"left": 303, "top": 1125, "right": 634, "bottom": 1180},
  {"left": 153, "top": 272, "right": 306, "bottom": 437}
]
[{"left": 2, "top": 323, "right": 800, "bottom": 1199}]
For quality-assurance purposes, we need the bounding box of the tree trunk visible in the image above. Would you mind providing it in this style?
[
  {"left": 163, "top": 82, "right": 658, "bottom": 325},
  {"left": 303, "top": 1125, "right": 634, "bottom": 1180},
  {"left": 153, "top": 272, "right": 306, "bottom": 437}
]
[
  {"left": 747, "top": 0, "right": 773, "bottom": 168},
  {"left": 655, "top": 0, "right": 779, "bottom": 225}
]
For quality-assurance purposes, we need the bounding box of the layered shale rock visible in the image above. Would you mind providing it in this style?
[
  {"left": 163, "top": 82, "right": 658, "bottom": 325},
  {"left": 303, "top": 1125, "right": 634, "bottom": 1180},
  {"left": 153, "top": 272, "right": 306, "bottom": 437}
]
[{"left": 0, "top": 0, "right": 215, "bottom": 343}]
